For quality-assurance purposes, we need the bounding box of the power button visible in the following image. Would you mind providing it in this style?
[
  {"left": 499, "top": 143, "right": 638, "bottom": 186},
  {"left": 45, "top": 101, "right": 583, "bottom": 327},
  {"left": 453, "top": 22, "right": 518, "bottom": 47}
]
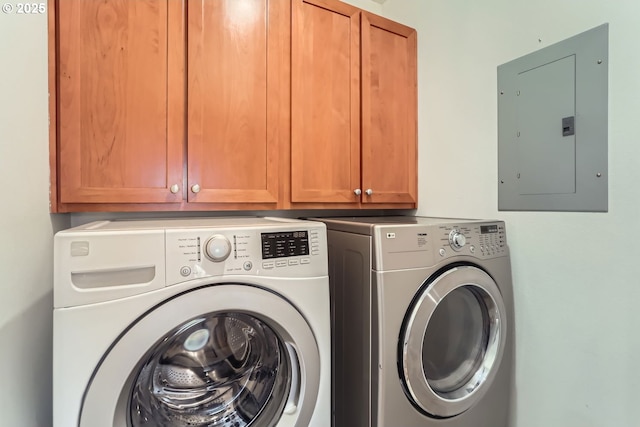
[{"left": 180, "top": 266, "right": 192, "bottom": 277}]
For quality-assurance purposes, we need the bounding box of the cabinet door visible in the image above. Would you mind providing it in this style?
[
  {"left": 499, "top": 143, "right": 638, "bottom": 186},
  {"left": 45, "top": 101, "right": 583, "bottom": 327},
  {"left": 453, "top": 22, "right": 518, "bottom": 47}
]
[
  {"left": 56, "top": 0, "right": 185, "bottom": 204},
  {"left": 291, "top": 0, "right": 361, "bottom": 203},
  {"left": 361, "top": 13, "right": 417, "bottom": 204},
  {"left": 187, "top": 0, "right": 288, "bottom": 204}
]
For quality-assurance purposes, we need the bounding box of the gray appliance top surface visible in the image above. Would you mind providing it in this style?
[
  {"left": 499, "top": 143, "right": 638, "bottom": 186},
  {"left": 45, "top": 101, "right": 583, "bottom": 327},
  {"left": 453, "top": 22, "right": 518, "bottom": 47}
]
[{"left": 312, "top": 216, "right": 501, "bottom": 235}]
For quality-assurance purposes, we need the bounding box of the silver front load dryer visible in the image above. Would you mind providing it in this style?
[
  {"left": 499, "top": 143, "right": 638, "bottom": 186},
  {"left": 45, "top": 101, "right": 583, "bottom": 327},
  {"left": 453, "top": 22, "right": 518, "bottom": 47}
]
[{"left": 316, "top": 216, "right": 514, "bottom": 427}]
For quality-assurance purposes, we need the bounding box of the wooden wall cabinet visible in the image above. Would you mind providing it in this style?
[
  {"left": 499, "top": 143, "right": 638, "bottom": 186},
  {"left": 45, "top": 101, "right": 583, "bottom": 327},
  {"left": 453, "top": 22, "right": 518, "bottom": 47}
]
[
  {"left": 50, "top": 0, "right": 288, "bottom": 212},
  {"left": 290, "top": 0, "right": 417, "bottom": 209},
  {"left": 49, "top": 0, "right": 416, "bottom": 212},
  {"left": 187, "top": 0, "right": 288, "bottom": 206},
  {"left": 53, "top": 0, "right": 185, "bottom": 207}
]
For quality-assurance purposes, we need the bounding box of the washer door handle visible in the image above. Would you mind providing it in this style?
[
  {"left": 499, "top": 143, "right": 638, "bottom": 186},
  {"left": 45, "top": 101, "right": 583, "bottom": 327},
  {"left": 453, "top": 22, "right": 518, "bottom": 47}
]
[{"left": 283, "top": 342, "right": 301, "bottom": 414}]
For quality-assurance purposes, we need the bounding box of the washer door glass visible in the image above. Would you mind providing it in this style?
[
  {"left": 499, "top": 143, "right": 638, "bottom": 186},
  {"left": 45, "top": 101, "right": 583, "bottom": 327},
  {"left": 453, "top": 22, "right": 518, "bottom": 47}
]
[
  {"left": 79, "top": 284, "right": 321, "bottom": 427},
  {"left": 401, "top": 266, "right": 507, "bottom": 418},
  {"left": 129, "top": 312, "right": 288, "bottom": 427}
]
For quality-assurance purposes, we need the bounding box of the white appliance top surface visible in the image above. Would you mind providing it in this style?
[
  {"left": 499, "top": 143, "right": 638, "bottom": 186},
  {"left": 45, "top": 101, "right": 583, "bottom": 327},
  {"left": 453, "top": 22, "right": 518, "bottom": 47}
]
[{"left": 63, "top": 217, "right": 321, "bottom": 232}]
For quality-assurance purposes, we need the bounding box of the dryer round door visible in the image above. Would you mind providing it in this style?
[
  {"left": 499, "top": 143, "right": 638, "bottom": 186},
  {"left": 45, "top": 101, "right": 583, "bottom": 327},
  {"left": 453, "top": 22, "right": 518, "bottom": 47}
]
[
  {"left": 400, "top": 265, "right": 507, "bottom": 418},
  {"left": 79, "top": 284, "right": 321, "bottom": 427}
]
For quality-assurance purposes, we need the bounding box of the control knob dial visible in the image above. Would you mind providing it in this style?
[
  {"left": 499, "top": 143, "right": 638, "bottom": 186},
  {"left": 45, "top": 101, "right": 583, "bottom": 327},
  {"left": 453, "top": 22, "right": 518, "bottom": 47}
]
[
  {"left": 449, "top": 229, "right": 467, "bottom": 250},
  {"left": 204, "top": 235, "right": 232, "bottom": 262}
]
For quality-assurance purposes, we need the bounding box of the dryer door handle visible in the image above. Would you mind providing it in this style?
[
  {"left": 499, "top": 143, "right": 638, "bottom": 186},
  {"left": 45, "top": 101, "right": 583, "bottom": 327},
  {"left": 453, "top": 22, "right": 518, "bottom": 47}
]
[{"left": 283, "top": 342, "right": 301, "bottom": 414}]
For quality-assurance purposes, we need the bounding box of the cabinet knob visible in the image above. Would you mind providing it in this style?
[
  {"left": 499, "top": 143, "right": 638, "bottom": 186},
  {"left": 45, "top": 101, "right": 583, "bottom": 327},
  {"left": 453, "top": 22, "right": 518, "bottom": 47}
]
[
  {"left": 365, "top": 189, "right": 373, "bottom": 196},
  {"left": 191, "top": 184, "right": 201, "bottom": 193},
  {"left": 169, "top": 184, "right": 180, "bottom": 194},
  {"left": 354, "top": 189, "right": 362, "bottom": 196}
]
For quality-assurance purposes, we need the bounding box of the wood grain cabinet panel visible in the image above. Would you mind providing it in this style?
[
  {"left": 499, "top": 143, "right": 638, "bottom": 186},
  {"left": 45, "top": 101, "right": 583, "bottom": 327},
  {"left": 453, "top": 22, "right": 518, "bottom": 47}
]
[
  {"left": 187, "top": 0, "right": 288, "bottom": 204},
  {"left": 361, "top": 12, "right": 417, "bottom": 205},
  {"left": 291, "top": 0, "right": 361, "bottom": 204},
  {"left": 55, "top": 0, "right": 184, "bottom": 205}
]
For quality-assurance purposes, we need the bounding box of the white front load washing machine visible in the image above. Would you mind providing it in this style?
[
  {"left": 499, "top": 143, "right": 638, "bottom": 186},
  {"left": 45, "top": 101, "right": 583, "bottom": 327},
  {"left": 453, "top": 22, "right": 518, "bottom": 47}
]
[
  {"left": 316, "top": 216, "right": 514, "bottom": 427},
  {"left": 53, "top": 217, "right": 330, "bottom": 427}
]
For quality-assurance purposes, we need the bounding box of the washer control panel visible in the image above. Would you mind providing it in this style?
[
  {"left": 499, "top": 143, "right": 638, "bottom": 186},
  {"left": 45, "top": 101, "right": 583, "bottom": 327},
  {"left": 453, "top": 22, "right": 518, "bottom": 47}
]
[
  {"left": 261, "top": 230, "right": 310, "bottom": 267},
  {"left": 166, "top": 225, "right": 327, "bottom": 285},
  {"left": 204, "top": 235, "right": 232, "bottom": 262}
]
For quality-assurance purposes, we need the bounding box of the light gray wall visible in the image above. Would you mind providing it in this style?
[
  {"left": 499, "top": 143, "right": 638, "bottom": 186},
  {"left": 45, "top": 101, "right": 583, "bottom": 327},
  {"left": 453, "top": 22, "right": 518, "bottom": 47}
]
[
  {"left": 4, "top": 1, "right": 638, "bottom": 426},
  {"left": 0, "top": 8, "right": 69, "bottom": 427},
  {"left": 381, "top": 1, "right": 639, "bottom": 426},
  {"left": 342, "top": 0, "right": 382, "bottom": 13}
]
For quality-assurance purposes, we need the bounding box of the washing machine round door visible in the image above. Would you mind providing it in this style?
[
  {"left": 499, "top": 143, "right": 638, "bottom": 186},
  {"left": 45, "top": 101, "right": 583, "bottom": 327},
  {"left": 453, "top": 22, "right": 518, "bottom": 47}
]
[
  {"left": 400, "top": 265, "right": 507, "bottom": 418},
  {"left": 79, "top": 284, "right": 321, "bottom": 427}
]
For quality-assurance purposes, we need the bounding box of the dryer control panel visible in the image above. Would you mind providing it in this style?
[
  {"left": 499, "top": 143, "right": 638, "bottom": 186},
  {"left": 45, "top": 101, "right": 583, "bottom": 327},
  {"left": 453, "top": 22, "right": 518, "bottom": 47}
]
[
  {"left": 372, "top": 220, "right": 508, "bottom": 271},
  {"left": 434, "top": 222, "right": 507, "bottom": 259},
  {"left": 165, "top": 225, "right": 327, "bottom": 286}
]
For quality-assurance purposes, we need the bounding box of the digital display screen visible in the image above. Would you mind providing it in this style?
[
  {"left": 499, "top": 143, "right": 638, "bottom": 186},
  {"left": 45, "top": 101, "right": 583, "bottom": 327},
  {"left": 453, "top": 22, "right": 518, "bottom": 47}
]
[
  {"left": 481, "top": 225, "right": 499, "bottom": 234},
  {"left": 261, "top": 231, "right": 309, "bottom": 259}
]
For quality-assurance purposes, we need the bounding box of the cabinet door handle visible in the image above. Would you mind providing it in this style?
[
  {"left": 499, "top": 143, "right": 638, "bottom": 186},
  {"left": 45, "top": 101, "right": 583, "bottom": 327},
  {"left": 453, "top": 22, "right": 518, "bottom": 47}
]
[
  {"left": 354, "top": 189, "right": 362, "bottom": 196},
  {"left": 365, "top": 189, "right": 373, "bottom": 196},
  {"left": 191, "top": 184, "right": 201, "bottom": 193},
  {"left": 169, "top": 184, "right": 180, "bottom": 194}
]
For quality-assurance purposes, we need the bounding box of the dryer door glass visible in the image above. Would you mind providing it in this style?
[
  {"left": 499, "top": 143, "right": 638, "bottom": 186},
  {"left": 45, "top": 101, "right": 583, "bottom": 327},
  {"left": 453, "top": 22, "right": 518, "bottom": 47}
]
[
  {"left": 400, "top": 266, "right": 507, "bottom": 418},
  {"left": 128, "top": 312, "right": 289, "bottom": 427},
  {"left": 422, "top": 286, "right": 489, "bottom": 395}
]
